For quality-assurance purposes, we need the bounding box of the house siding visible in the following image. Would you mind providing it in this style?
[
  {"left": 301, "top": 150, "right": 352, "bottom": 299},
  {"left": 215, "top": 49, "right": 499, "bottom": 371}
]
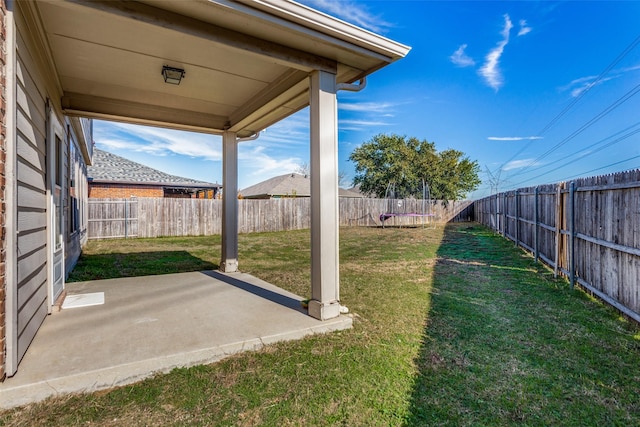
[
  {"left": 64, "top": 121, "right": 88, "bottom": 278},
  {"left": 14, "top": 10, "right": 48, "bottom": 366},
  {"left": 0, "top": 0, "right": 7, "bottom": 381}
]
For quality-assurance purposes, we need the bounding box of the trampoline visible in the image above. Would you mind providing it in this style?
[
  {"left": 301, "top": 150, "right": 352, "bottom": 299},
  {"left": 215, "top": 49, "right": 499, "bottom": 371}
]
[{"left": 379, "top": 181, "right": 436, "bottom": 228}]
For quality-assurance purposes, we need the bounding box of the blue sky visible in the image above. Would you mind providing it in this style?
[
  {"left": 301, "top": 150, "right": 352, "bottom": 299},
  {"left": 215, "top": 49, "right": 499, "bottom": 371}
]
[{"left": 93, "top": 1, "right": 640, "bottom": 198}]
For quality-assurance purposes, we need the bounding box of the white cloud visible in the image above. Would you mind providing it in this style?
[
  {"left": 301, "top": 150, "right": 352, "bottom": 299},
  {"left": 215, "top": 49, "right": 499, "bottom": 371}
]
[
  {"left": 340, "top": 119, "right": 391, "bottom": 127},
  {"left": 299, "top": 0, "right": 392, "bottom": 33},
  {"left": 238, "top": 142, "right": 302, "bottom": 189},
  {"left": 620, "top": 63, "right": 640, "bottom": 73},
  {"left": 479, "top": 14, "right": 513, "bottom": 91},
  {"left": 450, "top": 44, "right": 476, "bottom": 67},
  {"left": 339, "top": 101, "right": 397, "bottom": 114},
  {"left": 560, "top": 64, "right": 640, "bottom": 98},
  {"left": 488, "top": 136, "right": 543, "bottom": 141},
  {"left": 94, "top": 114, "right": 312, "bottom": 190},
  {"left": 259, "top": 112, "right": 310, "bottom": 148},
  {"left": 518, "top": 19, "right": 532, "bottom": 36},
  {"left": 503, "top": 158, "right": 538, "bottom": 171},
  {"left": 94, "top": 121, "right": 221, "bottom": 160}
]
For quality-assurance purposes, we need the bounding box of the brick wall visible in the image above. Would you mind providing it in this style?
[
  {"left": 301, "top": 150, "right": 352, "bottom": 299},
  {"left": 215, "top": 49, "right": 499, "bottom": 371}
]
[
  {"left": 0, "top": 0, "right": 7, "bottom": 381},
  {"left": 88, "top": 184, "right": 163, "bottom": 198}
]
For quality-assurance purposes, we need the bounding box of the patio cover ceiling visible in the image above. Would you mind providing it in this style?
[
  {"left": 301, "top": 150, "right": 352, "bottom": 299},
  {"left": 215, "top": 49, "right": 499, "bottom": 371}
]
[{"left": 29, "top": 0, "right": 410, "bottom": 138}]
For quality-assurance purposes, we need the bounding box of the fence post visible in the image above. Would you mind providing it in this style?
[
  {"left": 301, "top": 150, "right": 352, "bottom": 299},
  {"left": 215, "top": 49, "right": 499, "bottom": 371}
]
[
  {"left": 534, "top": 186, "right": 539, "bottom": 263},
  {"left": 569, "top": 181, "right": 576, "bottom": 289},
  {"left": 553, "top": 183, "right": 562, "bottom": 278},
  {"left": 495, "top": 194, "right": 500, "bottom": 232},
  {"left": 124, "top": 198, "right": 128, "bottom": 239},
  {"left": 514, "top": 190, "right": 519, "bottom": 247},
  {"left": 501, "top": 193, "right": 506, "bottom": 237}
]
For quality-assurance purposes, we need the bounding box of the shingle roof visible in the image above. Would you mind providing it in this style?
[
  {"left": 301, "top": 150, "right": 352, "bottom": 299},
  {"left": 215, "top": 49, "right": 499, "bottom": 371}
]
[
  {"left": 240, "top": 173, "right": 365, "bottom": 198},
  {"left": 88, "top": 148, "right": 220, "bottom": 188}
]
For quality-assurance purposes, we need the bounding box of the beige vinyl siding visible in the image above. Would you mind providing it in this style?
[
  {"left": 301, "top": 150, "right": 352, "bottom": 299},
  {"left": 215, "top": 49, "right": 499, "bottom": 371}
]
[{"left": 15, "top": 22, "right": 48, "bottom": 363}]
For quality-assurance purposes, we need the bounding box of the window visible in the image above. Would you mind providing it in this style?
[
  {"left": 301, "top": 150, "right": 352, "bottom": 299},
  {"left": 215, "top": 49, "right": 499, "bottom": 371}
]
[{"left": 68, "top": 139, "right": 79, "bottom": 235}]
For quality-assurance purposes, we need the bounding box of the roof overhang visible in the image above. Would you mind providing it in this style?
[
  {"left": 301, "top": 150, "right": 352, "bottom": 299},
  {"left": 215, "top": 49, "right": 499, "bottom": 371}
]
[{"left": 28, "top": 0, "right": 410, "bottom": 138}]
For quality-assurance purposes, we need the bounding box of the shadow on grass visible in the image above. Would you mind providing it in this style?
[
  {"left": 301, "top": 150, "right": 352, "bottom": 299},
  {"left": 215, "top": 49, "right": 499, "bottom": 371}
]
[
  {"left": 405, "top": 223, "right": 640, "bottom": 426},
  {"left": 68, "top": 250, "right": 218, "bottom": 282}
]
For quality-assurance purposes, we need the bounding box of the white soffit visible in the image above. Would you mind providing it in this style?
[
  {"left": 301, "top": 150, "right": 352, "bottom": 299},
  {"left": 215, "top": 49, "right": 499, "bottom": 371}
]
[{"left": 32, "top": 0, "right": 410, "bottom": 136}]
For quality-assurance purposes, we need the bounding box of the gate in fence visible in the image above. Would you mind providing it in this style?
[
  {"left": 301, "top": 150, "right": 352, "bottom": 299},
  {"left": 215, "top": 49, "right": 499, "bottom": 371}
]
[{"left": 88, "top": 198, "right": 138, "bottom": 239}]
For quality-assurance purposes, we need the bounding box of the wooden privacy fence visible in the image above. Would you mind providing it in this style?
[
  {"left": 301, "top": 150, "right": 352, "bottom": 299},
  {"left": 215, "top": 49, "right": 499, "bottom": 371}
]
[
  {"left": 474, "top": 169, "right": 640, "bottom": 323},
  {"left": 88, "top": 198, "right": 139, "bottom": 239},
  {"left": 88, "top": 197, "right": 474, "bottom": 239}
]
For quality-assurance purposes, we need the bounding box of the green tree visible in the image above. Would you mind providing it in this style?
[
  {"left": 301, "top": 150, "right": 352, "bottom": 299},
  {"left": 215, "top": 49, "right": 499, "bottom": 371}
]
[{"left": 349, "top": 133, "right": 480, "bottom": 200}]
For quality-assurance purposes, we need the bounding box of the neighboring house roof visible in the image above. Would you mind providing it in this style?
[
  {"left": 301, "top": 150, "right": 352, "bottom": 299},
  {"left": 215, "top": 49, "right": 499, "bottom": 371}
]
[
  {"left": 88, "top": 148, "right": 220, "bottom": 189},
  {"left": 340, "top": 185, "right": 368, "bottom": 198},
  {"left": 346, "top": 184, "right": 368, "bottom": 198},
  {"left": 240, "top": 173, "right": 365, "bottom": 198}
]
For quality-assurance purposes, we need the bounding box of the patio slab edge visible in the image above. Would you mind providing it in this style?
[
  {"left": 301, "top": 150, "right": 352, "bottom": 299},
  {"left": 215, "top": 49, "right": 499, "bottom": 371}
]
[{"left": 0, "top": 315, "right": 352, "bottom": 410}]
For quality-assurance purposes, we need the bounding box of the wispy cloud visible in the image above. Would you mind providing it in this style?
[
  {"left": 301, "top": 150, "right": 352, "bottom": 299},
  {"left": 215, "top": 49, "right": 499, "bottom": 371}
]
[
  {"left": 94, "top": 113, "right": 312, "bottom": 189},
  {"left": 299, "top": 0, "right": 392, "bottom": 33},
  {"left": 94, "top": 121, "right": 221, "bottom": 160},
  {"left": 338, "top": 119, "right": 392, "bottom": 132},
  {"left": 561, "top": 63, "right": 640, "bottom": 97},
  {"left": 620, "top": 63, "right": 640, "bottom": 73},
  {"left": 237, "top": 111, "right": 310, "bottom": 186},
  {"left": 570, "top": 77, "right": 615, "bottom": 97},
  {"left": 238, "top": 142, "right": 302, "bottom": 188},
  {"left": 488, "top": 136, "right": 543, "bottom": 141},
  {"left": 259, "top": 112, "right": 310, "bottom": 149},
  {"left": 339, "top": 101, "right": 397, "bottom": 114},
  {"left": 503, "top": 158, "right": 538, "bottom": 171},
  {"left": 450, "top": 44, "right": 476, "bottom": 67},
  {"left": 479, "top": 14, "right": 513, "bottom": 91},
  {"left": 518, "top": 19, "right": 532, "bottom": 36}
]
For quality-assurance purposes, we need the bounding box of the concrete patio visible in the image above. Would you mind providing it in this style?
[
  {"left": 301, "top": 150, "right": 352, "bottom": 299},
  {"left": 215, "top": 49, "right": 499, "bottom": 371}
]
[{"left": 0, "top": 271, "right": 352, "bottom": 409}]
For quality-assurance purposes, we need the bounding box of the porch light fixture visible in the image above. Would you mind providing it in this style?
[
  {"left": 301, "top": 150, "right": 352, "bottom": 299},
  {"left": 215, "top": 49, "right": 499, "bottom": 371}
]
[{"left": 162, "top": 65, "right": 185, "bottom": 85}]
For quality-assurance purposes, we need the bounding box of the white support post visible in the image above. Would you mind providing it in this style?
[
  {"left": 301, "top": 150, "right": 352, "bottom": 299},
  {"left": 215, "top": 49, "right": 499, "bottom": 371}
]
[
  {"left": 308, "top": 70, "right": 340, "bottom": 320},
  {"left": 220, "top": 130, "right": 239, "bottom": 273},
  {"left": 4, "top": 2, "right": 18, "bottom": 377}
]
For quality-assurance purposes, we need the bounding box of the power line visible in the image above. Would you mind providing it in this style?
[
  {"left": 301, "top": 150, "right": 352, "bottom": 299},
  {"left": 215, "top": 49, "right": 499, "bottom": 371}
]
[
  {"left": 492, "top": 33, "right": 640, "bottom": 176},
  {"left": 537, "top": 33, "right": 640, "bottom": 137},
  {"left": 505, "top": 82, "right": 640, "bottom": 181},
  {"left": 509, "top": 125, "right": 640, "bottom": 187},
  {"left": 560, "top": 155, "right": 640, "bottom": 181}
]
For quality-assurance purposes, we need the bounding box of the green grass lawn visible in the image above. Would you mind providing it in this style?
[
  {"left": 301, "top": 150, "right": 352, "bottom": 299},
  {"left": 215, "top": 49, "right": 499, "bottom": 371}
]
[{"left": 2, "top": 223, "right": 639, "bottom": 426}]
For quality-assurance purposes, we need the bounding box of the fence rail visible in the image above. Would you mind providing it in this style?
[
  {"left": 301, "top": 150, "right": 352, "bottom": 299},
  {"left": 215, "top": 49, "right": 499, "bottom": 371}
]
[
  {"left": 474, "top": 169, "right": 640, "bottom": 323},
  {"left": 88, "top": 197, "right": 474, "bottom": 240}
]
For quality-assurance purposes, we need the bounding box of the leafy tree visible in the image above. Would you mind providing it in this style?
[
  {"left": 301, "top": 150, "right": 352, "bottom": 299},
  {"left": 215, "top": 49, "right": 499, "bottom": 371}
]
[{"left": 349, "top": 133, "right": 480, "bottom": 200}]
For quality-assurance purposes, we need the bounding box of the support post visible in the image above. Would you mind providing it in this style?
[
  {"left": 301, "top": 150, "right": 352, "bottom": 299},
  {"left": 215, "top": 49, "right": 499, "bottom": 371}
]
[
  {"left": 308, "top": 70, "right": 340, "bottom": 320},
  {"left": 4, "top": 1, "right": 18, "bottom": 377},
  {"left": 220, "top": 131, "right": 238, "bottom": 273}
]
